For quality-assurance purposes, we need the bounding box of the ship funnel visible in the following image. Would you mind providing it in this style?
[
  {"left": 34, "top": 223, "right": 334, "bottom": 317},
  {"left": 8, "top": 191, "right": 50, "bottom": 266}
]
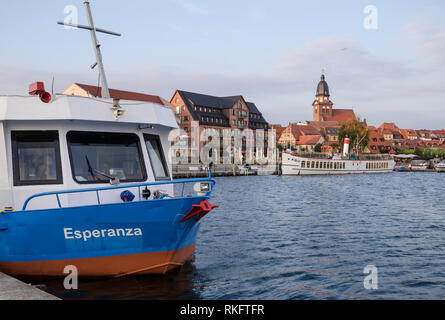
[
  {"left": 343, "top": 138, "right": 350, "bottom": 156},
  {"left": 29, "top": 82, "right": 52, "bottom": 103}
]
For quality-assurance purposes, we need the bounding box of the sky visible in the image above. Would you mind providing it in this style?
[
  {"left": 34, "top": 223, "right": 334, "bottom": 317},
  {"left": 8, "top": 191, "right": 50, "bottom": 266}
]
[{"left": 0, "top": 0, "right": 444, "bottom": 129}]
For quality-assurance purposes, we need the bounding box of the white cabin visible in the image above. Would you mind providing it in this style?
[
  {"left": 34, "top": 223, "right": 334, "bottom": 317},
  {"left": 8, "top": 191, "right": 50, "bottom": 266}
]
[{"left": 0, "top": 94, "right": 178, "bottom": 211}]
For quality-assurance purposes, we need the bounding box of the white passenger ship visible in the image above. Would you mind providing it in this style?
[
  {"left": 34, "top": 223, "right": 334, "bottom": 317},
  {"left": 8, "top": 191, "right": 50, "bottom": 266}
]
[{"left": 282, "top": 138, "right": 395, "bottom": 175}]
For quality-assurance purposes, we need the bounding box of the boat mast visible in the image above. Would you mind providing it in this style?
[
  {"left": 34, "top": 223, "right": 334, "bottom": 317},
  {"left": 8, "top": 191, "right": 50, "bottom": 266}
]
[{"left": 58, "top": 0, "right": 121, "bottom": 99}]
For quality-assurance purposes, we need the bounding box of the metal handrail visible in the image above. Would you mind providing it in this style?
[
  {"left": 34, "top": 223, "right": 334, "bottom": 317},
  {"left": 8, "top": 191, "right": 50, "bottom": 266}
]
[{"left": 22, "top": 176, "right": 215, "bottom": 211}]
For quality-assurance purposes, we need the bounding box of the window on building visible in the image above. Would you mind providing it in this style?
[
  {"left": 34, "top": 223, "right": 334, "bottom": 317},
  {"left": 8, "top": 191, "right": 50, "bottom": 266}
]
[
  {"left": 67, "top": 131, "right": 147, "bottom": 184},
  {"left": 12, "top": 131, "right": 63, "bottom": 186}
]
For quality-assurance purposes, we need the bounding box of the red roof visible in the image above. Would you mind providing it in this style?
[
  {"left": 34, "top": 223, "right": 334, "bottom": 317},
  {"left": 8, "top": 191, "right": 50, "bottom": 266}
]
[
  {"left": 75, "top": 83, "right": 166, "bottom": 105},
  {"left": 297, "top": 135, "right": 322, "bottom": 145},
  {"left": 270, "top": 124, "right": 285, "bottom": 135},
  {"left": 378, "top": 122, "right": 400, "bottom": 131},
  {"left": 400, "top": 129, "right": 418, "bottom": 139},
  {"left": 324, "top": 109, "right": 356, "bottom": 124},
  {"left": 289, "top": 124, "right": 319, "bottom": 141}
]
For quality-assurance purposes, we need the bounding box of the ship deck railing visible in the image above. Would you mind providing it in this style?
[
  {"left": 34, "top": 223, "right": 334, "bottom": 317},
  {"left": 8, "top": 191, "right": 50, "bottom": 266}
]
[
  {"left": 21, "top": 176, "right": 215, "bottom": 211},
  {"left": 288, "top": 152, "right": 393, "bottom": 161}
]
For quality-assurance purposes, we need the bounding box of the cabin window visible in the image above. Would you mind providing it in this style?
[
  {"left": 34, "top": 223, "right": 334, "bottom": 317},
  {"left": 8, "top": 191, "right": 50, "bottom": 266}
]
[
  {"left": 144, "top": 134, "right": 170, "bottom": 181},
  {"left": 67, "top": 131, "right": 147, "bottom": 184},
  {"left": 12, "top": 131, "right": 63, "bottom": 186}
]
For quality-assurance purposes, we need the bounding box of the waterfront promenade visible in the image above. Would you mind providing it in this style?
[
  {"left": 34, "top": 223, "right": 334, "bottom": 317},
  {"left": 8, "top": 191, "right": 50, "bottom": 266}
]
[
  {"left": 172, "top": 163, "right": 277, "bottom": 178},
  {"left": 0, "top": 272, "right": 59, "bottom": 300}
]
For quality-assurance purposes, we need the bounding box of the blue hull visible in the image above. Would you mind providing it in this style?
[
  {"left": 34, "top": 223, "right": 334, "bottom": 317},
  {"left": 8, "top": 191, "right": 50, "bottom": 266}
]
[{"left": 0, "top": 196, "right": 209, "bottom": 277}]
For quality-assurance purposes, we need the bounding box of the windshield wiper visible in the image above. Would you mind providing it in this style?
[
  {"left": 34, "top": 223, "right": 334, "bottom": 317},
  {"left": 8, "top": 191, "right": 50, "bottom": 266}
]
[{"left": 85, "top": 155, "right": 118, "bottom": 183}]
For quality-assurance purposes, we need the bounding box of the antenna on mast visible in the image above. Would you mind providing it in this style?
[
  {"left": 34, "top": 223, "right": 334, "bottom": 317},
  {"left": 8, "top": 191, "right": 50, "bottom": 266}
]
[{"left": 57, "top": 0, "right": 121, "bottom": 99}]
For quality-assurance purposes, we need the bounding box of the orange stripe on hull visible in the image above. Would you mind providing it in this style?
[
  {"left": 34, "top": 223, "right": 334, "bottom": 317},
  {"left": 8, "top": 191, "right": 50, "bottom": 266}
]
[{"left": 0, "top": 244, "right": 196, "bottom": 279}]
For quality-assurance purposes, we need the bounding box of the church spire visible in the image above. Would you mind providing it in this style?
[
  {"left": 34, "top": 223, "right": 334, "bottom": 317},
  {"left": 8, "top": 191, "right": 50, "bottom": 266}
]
[
  {"left": 313, "top": 73, "right": 333, "bottom": 122},
  {"left": 316, "top": 74, "right": 330, "bottom": 98}
]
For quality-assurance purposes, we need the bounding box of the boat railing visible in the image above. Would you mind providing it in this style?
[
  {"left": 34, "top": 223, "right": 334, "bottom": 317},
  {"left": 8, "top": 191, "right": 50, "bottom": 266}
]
[
  {"left": 288, "top": 152, "right": 393, "bottom": 161},
  {"left": 290, "top": 152, "right": 333, "bottom": 159},
  {"left": 21, "top": 176, "right": 216, "bottom": 211}
]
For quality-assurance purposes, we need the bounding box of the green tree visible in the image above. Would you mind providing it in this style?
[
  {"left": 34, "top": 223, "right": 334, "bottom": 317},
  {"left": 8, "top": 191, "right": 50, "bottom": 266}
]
[
  {"left": 402, "top": 148, "right": 415, "bottom": 155},
  {"left": 414, "top": 147, "right": 424, "bottom": 158},
  {"left": 314, "top": 143, "right": 322, "bottom": 153},
  {"left": 338, "top": 120, "right": 370, "bottom": 154}
]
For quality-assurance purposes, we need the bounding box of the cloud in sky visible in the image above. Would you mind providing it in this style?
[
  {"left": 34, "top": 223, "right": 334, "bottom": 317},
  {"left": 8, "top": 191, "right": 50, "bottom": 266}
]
[
  {"left": 1, "top": 9, "right": 444, "bottom": 130},
  {"left": 175, "top": 0, "right": 209, "bottom": 15},
  {"left": 400, "top": 10, "right": 445, "bottom": 72}
]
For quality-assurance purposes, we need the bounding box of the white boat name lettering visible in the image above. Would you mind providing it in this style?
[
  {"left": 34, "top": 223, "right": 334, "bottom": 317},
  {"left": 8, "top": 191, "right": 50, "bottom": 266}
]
[{"left": 64, "top": 228, "right": 143, "bottom": 242}]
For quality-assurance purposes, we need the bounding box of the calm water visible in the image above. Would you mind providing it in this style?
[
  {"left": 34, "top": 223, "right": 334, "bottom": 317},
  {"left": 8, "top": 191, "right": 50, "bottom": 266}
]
[{"left": 41, "top": 173, "right": 445, "bottom": 300}]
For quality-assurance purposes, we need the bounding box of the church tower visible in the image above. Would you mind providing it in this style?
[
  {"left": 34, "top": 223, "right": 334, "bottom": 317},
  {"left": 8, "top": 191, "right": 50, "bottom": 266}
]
[{"left": 313, "top": 74, "right": 334, "bottom": 122}]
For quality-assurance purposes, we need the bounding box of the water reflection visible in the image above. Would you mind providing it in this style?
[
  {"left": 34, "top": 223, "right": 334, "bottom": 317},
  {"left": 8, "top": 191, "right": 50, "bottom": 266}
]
[{"left": 40, "top": 259, "right": 203, "bottom": 300}]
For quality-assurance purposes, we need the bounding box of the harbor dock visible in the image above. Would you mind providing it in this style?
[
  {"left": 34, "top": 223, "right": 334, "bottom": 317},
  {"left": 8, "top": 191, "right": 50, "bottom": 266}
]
[
  {"left": 0, "top": 272, "right": 60, "bottom": 300},
  {"left": 172, "top": 164, "right": 277, "bottom": 178}
]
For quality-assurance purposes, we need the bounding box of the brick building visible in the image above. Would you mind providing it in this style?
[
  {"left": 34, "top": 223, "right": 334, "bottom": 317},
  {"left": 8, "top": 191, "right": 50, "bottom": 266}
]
[
  {"left": 277, "top": 123, "right": 320, "bottom": 149},
  {"left": 169, "top": 90, "right": 270, "bottom": 163},
  {"left": 310, "top": 74, "right": 357, "bottom": 125}
]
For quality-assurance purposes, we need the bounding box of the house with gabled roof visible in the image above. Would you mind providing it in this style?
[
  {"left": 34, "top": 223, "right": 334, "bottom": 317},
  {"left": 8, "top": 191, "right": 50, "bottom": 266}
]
[
  {"left": 64, "top": 83, "right": 171, "bottom": 106},
  {"left": 169, "top": 90, "right": 270, "bottom": 163}
]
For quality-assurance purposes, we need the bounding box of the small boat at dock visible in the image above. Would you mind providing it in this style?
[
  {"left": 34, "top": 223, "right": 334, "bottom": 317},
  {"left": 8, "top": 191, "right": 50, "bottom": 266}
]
[
  {"left": 435, "top": 161, "right": 445, "bottom": 172},
  {"left": 410, "top": 160, "right": 430, "bottom": 172}
]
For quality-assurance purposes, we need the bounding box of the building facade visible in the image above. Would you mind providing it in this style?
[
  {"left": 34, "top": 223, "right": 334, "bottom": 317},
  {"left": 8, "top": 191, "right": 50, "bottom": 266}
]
[{"left": 169, "top": 90, "right": 270, "bottom": 164}]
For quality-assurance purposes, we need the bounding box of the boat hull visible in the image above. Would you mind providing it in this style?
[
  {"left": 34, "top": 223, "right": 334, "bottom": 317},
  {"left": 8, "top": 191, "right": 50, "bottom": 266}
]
[
  {"left": 0, "top": 197, "right": 208, "bottom": 278},
  {"left": 281, "top": 153, "right": 395, "bottom": 176},
  {"left": 0, "top": 244, "right": 196, "bottom": 278}
]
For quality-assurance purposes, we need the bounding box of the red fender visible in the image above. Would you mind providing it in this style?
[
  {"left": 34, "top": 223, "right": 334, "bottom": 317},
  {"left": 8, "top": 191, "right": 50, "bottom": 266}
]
[{"left": 180, "top": 200, "right": 219, "bottom": 223}]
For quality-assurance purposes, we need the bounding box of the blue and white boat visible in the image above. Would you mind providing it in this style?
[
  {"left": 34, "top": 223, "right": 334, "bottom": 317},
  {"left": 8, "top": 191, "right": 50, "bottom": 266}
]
[
  {"left": 0, "top": 1, "right": 218, "bottom": 279},
  {"left": 0, "top": 87, "right": 218, "bottom": 278}
]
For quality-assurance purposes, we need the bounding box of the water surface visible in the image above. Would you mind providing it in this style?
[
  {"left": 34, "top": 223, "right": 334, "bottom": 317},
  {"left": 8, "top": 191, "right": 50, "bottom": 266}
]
[{"left": 42, "top": 173, "right": 445, "bottom": 300}]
